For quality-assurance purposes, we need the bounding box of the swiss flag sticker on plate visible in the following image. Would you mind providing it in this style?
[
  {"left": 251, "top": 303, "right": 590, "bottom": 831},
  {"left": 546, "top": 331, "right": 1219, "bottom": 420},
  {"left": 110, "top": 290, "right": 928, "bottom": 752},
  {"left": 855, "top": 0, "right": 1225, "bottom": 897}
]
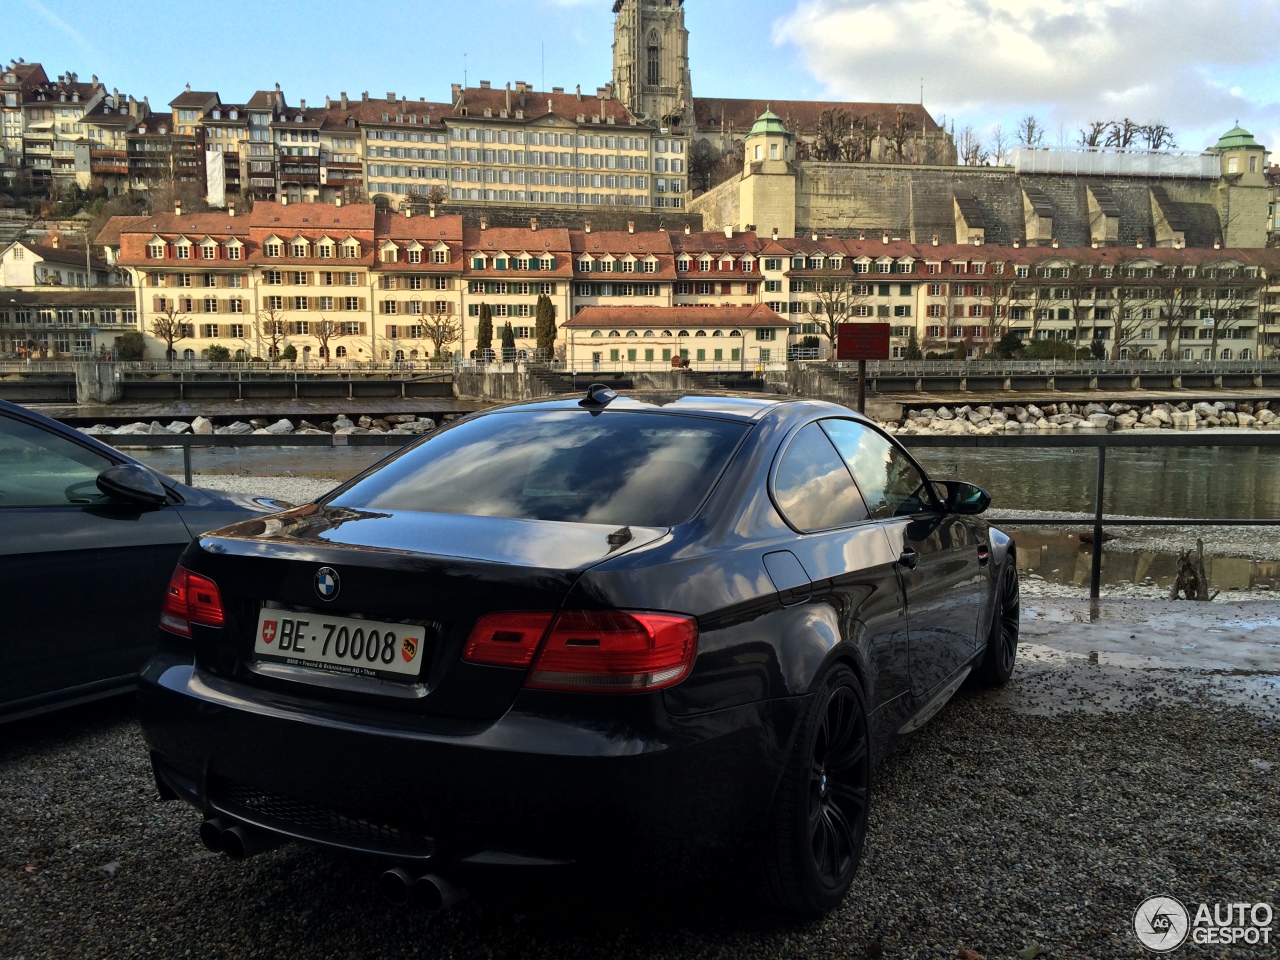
[{"left": 261, "top": 620, "right": 277, "bottom": 644}]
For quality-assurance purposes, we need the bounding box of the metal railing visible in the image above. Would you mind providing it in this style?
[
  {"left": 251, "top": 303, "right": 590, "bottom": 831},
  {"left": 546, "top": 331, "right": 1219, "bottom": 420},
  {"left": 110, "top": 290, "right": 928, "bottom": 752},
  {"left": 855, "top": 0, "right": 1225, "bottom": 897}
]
[
  {"left": 899, "top": 432, "right": 1280, "bottom": 599},
  {"left": 823, "top": 357, "right": 1280, "bottom": 377}
]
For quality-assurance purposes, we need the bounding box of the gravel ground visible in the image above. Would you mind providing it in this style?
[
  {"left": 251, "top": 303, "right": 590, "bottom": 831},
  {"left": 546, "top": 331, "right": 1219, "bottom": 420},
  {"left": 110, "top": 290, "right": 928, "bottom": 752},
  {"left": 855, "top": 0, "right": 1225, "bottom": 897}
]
[
  {"left": 3, "top": 474, "right": 1273, "bottom": 958},
  {"left": 3, "top": 602, "right": 1278, "bottom": 960}
]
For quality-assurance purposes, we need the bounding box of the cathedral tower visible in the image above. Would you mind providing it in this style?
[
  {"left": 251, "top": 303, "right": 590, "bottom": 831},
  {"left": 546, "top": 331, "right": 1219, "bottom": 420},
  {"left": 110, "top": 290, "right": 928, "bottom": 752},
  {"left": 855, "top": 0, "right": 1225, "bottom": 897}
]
[{"left": 611, "top": 0, "right": 693, "bottom": 131}]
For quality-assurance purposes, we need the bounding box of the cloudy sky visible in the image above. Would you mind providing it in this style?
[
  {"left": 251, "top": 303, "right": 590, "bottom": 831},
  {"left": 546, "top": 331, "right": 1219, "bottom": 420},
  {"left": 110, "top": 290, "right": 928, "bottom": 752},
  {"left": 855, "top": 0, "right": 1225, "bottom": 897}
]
[{"left": 9, "top": 0, "right": 1278, "bottom": 157}]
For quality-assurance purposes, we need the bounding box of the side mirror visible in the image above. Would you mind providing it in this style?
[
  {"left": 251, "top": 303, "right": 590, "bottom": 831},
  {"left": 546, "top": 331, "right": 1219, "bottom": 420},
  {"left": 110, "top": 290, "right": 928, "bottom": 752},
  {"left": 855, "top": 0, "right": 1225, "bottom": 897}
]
[
  {"left": 938, "top": 480, "right": 991, "bottom": 515},
  {"left": 97, "top": 463, "right": 168, "bottom": 506}
]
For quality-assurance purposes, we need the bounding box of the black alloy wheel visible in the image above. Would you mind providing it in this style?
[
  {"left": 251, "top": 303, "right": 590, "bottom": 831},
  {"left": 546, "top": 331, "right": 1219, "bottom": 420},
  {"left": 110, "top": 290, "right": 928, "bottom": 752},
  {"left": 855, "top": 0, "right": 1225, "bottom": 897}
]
[
  {"left": 978, "top": 560, "right": 1020, "bottom": 685},
  {"left": 761, "top": 664, "right": 871, "bottom": 915}
]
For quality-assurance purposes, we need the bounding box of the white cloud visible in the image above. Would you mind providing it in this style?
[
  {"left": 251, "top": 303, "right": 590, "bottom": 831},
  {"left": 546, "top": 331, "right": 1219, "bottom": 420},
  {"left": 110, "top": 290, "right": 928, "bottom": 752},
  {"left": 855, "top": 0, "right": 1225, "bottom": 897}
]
[{"left": 773, "top": 0, "right": 1280, "bottom": 150}]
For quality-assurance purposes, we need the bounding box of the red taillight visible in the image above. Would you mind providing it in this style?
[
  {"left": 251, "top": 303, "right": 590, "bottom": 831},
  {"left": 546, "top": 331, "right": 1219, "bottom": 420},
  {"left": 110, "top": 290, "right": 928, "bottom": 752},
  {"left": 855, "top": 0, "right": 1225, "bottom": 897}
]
[
  {"left": 462, "top": 612, "right": 555, "bottom": 667},
  {"left": 159, "top": 565, "right": 226, "bottom": 638},
  {"left": 527, "top": 610, "right": 698, "bottom": 693}
]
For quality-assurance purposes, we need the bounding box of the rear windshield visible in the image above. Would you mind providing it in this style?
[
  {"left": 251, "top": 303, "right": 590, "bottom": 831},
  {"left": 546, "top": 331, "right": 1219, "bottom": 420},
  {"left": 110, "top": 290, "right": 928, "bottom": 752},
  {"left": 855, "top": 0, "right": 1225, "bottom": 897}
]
[{"left": 328, "top": 410, "right": 749, "bottom": 527}]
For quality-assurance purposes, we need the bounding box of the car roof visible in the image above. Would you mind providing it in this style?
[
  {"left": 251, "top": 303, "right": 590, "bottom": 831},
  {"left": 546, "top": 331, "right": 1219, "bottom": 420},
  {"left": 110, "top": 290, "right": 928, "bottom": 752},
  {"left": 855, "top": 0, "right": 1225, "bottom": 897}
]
[
  {"left": 0, "top": 398, "right": 145, "bottom": 467},
  {"left": 482, "top": 393, "right": 844, "bottom": 423}
]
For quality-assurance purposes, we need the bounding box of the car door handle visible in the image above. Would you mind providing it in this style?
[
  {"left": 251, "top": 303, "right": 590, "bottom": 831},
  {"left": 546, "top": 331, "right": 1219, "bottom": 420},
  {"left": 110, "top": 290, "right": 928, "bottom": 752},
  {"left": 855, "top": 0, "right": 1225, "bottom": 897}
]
[
  {"left": 898, "top": 549, "right": 919, "bottom": 570},
  {"left": 977, "top": 544, "right": 990, "bottom": 567}
]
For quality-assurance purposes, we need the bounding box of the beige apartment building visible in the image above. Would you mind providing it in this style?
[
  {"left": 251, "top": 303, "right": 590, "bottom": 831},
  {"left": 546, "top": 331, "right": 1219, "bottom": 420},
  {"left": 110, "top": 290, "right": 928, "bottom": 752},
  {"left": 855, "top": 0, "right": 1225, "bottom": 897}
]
[{"left": 93, "top": 200, "right": 1280, "bottom": 363}]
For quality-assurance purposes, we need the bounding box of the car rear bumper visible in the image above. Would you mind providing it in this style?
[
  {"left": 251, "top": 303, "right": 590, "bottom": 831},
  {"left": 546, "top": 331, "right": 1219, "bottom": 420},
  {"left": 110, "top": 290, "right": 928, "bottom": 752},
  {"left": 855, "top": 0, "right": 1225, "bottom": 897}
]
[{"left": 139, "top": 651, "right": 804, "bottom": 874}]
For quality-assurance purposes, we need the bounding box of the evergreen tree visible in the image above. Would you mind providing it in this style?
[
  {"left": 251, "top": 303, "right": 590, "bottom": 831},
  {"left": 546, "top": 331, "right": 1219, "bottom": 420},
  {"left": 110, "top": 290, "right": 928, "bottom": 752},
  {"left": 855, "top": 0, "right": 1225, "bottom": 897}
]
[
  {"left": 476, "top": 303, "right": 493, "bottom": 361},
  {"left": 534, "top": 294, "right": 557, "bottom": 361},
  {"left": 904, "top": 330, "right": 922, "bottom": 360},
  {"left": 500, "top": 321, "right": 516, "bottom": 361}
]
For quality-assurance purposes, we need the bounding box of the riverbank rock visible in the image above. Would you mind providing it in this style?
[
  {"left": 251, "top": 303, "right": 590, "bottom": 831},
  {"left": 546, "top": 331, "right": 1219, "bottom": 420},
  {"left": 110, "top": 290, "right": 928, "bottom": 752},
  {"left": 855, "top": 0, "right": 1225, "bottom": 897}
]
[
  {"left": 1172, "top": 410, "right": 1198, "bottom": 429},
  {"left": 215, "top": 421, "right": 252, "bottom": 436},
  {"left": 191, "top": 416, "right": 214, "bottom": 435},
  {"left": 166, "top": 421, "right": 192, "bottom": 434},
  {"left": 264, "top": 419, "right": 294, "bottom": 435}
]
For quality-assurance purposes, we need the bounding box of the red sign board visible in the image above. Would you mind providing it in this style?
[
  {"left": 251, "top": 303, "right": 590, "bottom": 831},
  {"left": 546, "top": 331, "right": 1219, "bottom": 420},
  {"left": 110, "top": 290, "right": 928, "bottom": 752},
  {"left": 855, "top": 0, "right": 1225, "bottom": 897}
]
[{"left": 835, "top": 323, "right": 891, "bottom": 361}]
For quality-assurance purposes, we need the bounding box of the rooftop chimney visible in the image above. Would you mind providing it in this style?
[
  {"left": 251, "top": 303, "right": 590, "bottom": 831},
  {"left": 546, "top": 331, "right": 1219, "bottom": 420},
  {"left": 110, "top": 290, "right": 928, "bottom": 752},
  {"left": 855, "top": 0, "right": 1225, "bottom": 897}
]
[
  {"left": 335, "top": 196, "right": 343, "bottom": 207},
  {"left": 480, "top": 217, "right": 487, "bottom": 230},
  {"left": 530, "top": 216, "right": 538, "bottom": 231},
  {"left": 228, "top": 202, "right": 236, "bottom": 217},
  {"left": 772, "top": 227, "right": 779, "bottom": 240},
  {"left": 362, "top": 91, "right": 369, "bottom": 102},
  {"left": 1051, "top": 237, "right": 1059, "bottom": 248},
  {"left": 429, "top": 203, "right": 437, "bottom": 218},
  {"left": 684, "top": 224, "right": 691, "bottom": 235},
  {"left": 405, "top": 206, "right": 411, "bottom": 218},
  {"left": 174, "top": 200, "right": 182, "bottom": 216},
  {"left": 584, "top": 220, "right": 591, "bottom": 233},
  {"left": 340, "top": 91, "right": 348, "bottom": 110},
  {"left": 281, "top": 195, "right": 288, "bottom": 206},
  {"left": 325, "top": 96, "right": 331, "bottom": 109},
  {"left": 300, "top": 98, "right": 306, "bottom": 109},
  {"left": 811, "top": 230, "right": 818, "bottom": 241},
  {"left": 1136, "top": 238, "right": 1144, "bottom": 249},
  {"left": 479, "top": 80, "right": 490, "bottom": 90},
  {"left": 576, "top": 84, "right": 582, "bottom": 101},
  {"left": 1214, "top": 237, "right": 1222, "bottom": 249},
  {"left": 51, "top": 234, "right": 59, "bottom": 249},
  {"left": 1013, "top": 237, "right": 1020, "bottom": 248},
  {"left": 931, "top": 234, "right": 939, "bottom": 246},
  {"left": 628, "top": 220, "right": 635, "bottom": 234},
  {"left": 184, "top": 83, "right": 191, "bottom": 92},
  {"left": 505, "top": 82, "right": 511, "bottom": 113},
  {"left": 882, "top": 232, "right": 889, "bottom": 244},
  {"left": 726, "top": 225, "right": 734, "bottom": 239},
  {"left": 387, "top": 92, "right": 396, "bottom": 101}
]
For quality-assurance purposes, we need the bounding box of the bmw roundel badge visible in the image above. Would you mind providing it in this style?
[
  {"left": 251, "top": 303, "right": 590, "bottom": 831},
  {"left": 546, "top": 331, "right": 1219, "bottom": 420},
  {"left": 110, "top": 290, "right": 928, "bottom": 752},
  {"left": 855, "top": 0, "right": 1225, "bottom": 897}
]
[{"left": 314, "top": 567, "right": 340, "bottom": 602}]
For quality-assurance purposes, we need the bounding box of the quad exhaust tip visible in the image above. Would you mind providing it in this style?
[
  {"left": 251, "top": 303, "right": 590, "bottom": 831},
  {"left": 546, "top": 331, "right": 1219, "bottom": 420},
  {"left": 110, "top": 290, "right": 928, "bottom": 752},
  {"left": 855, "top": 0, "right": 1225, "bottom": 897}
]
[
  {"left": 378, "top": 868, "right": 468, "bottom": 911},
  {"left": 199, "top": 816, "right": 287, "bottom": 860}
]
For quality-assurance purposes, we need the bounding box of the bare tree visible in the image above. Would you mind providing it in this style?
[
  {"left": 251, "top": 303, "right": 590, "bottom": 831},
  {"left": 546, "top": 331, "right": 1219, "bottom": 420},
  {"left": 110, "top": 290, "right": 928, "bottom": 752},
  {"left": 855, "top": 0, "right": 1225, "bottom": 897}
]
[
  {"left": 988, "top": 124, "right": 1011, "bottom": 165},
  {"left": 1016, "top": 115, "right": 1045, "bottom": 147},
  {"left": 313, "top": 315, "right": 340, "bottom": 363},
  {"left": 1199, "top": 262, "right": 1265, "bottom": 357},
  {"left": 957, "top": 127, "right": 989, "bottom": 166},
  {"left": 1105, "top": 118, "right": 1143, "bottom": 150},
  {"left": 150, "top": 304, "right": 191, "bottom": 362},
  {"left": 815, "top": 109, "right": 850, "bottom": 162},
  {"left": 254, "top": 305, "right": 287, "bottom": 360},
  {"left": 425, "top": 311, "right": 461, "bottom": 360},
  {"left": 887, "top": 108, "right": 914, "bottom": 162},
  {"left": 1079, "top": 121, "right": 1109, "bottom": 148},
  {"left": 1141, "top": 123, "right": 1178, "bottom": 150},
  {"left": 982, "top": 268, "right": 1015, "bottom": 349},
  {"left": 808, "top": 273, "right": 872, "bottom": 358},
  {"left": 1103, "top": 253, "right": 1149, "bottom": 360}
]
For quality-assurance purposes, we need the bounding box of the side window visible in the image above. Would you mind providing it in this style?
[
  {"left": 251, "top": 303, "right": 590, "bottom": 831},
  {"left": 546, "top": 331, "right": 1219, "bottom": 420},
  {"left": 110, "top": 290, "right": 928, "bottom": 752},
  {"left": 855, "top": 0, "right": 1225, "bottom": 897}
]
[
  {"left": 820, "top": 419, "right": 934, "bottom": 519},
  {"left": 0, "top": 414, "right": 114, "bottom": 506},
  {"left": 772, "top": 422, "right": 869, "bottom": 531}
]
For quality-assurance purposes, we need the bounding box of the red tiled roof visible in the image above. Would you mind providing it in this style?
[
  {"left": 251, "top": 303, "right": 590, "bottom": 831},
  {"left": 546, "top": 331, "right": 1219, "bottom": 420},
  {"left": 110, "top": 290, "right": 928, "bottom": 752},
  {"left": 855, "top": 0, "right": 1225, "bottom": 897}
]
[
  {"left": 564, "top": 303, "right": 786, "bottom": 328},
  {"left": 464, "top": 225, "right": 573, "bottom": 252},
  {"left": 250, "top": 201, "right": 376, "bottom": 231},
  {"left": 95, "top": 215, "right": 150, "bottom": 248},
  {"left": 343, "top": 97, "right": 451, "bottom": 127},
  {"left": 569, "top": 230, "right": 673, "bottom": 255},
  {"left": 670, "top": 230, "right": 764, "bottom": 255},
  {"left": 375, "top": 212, "right": 464, "bottom": 241},
  {"left": 693, "top": 97, "right": 941, "bottom": 136}
]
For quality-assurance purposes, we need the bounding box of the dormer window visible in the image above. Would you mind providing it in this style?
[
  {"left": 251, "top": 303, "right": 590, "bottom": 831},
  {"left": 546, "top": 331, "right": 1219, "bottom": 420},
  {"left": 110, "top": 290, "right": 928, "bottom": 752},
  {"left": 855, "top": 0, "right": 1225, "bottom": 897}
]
[
  {"left": 792, "top": 256, "right": 805, "bottom": 269},
  {"left": 341, "top": 243, "right": 360, "bottom": 259},
  {"left": 229, "top": 110, "right": 238, "bottom": 120},
  {"left": 599, "top": 260, "right": 613, "bottom": 273},
  {"left": 472, "top": 255, "right": 486, "bottom": 269},
  {"left": 676, "top": 257, "right": 689, "bottom": 272},
  {"left": 292, "top": 242, "right": 308, "bottom": 258},
  {"left": 408, "top": 249, "right": 421, "bottom": 264},
  {"left": 382, "top": 248, "right": 398, "bottom": 263},
  {"left": 318, "top": 243, "right": 333, "bottom": 258},
  {"left": 212, "top": 109, "right": 221, "bottom": 120},
  {"left": 432, "top": 248, "right": 448, "bottom": 264},
  {"left": 578, "top": 258, "right": 592, "bottom": 273},
  {"left": 264, "top": 242, "right": 282, "bottom": 257},
  {"left": 147, "top": 242, "right": 165, "bottom": 259}
]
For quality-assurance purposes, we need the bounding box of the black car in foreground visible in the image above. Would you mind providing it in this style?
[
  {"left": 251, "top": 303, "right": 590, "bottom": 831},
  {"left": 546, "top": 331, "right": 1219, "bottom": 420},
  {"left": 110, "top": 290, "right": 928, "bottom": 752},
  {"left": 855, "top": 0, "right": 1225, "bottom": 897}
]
[
  {"left": 139, "top": 390, "right": 1019, "bottom": 915},
  {"left": 0, "top": 399, "right": 288, "bottom": 722}
]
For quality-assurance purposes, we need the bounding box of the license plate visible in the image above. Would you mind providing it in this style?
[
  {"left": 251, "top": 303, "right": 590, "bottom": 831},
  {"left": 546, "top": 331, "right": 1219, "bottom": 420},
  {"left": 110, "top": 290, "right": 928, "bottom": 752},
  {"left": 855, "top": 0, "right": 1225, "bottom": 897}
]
[{"left": 254, "top": 608, "right": 428, "bottom": 679}]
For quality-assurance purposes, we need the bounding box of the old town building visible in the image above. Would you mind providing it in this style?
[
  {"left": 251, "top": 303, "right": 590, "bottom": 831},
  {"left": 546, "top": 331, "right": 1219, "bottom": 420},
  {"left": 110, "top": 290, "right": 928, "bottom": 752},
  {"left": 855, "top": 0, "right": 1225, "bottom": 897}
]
[{"left": 91, "top": 199, "right": 1280, "bottom": 363}]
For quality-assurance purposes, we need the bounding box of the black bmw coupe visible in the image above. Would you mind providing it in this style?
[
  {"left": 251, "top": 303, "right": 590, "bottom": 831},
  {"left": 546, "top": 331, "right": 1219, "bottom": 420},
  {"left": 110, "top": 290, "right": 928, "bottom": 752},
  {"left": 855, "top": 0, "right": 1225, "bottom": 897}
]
[{"left": 139, "top": 389, "right": 1019, "bottom": 915}]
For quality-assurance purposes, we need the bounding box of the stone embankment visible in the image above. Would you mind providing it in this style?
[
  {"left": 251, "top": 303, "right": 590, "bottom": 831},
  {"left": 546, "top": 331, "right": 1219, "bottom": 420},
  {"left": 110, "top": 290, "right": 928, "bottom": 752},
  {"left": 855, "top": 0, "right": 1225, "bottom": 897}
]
[
  {"left": 79, "top": 413, "right": 438, "bottom": 437},
  {"left": 886, "top": 398, "right": 1280, "bottom": 435}
]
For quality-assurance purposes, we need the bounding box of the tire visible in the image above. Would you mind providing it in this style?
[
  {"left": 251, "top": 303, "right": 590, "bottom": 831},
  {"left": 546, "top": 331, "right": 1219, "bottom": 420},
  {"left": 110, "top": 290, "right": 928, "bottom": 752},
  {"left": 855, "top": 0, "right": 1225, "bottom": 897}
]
[
  {"left": 760, "top": 663, "right": 871, "bottom": 916},
  {"left": 976, "top": 560, "right": 1020, "bottom": 686}
]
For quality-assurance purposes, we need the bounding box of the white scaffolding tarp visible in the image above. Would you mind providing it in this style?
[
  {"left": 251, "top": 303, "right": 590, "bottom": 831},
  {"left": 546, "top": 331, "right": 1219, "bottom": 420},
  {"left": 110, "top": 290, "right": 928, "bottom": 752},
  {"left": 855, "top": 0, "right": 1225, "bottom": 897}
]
[
  {"left": 205, "top": 149, "right": 226, "bottom": 207},
  {"left": 1012, "top": 148, "right": 1219, "bottom": 179}
]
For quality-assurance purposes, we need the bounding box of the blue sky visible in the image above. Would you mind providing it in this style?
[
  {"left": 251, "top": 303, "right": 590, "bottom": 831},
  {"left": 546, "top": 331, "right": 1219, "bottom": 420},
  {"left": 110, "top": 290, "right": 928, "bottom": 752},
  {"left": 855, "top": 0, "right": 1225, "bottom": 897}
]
[{"left": 10, "top": 0, "right": 1280, "bottom": 157}]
